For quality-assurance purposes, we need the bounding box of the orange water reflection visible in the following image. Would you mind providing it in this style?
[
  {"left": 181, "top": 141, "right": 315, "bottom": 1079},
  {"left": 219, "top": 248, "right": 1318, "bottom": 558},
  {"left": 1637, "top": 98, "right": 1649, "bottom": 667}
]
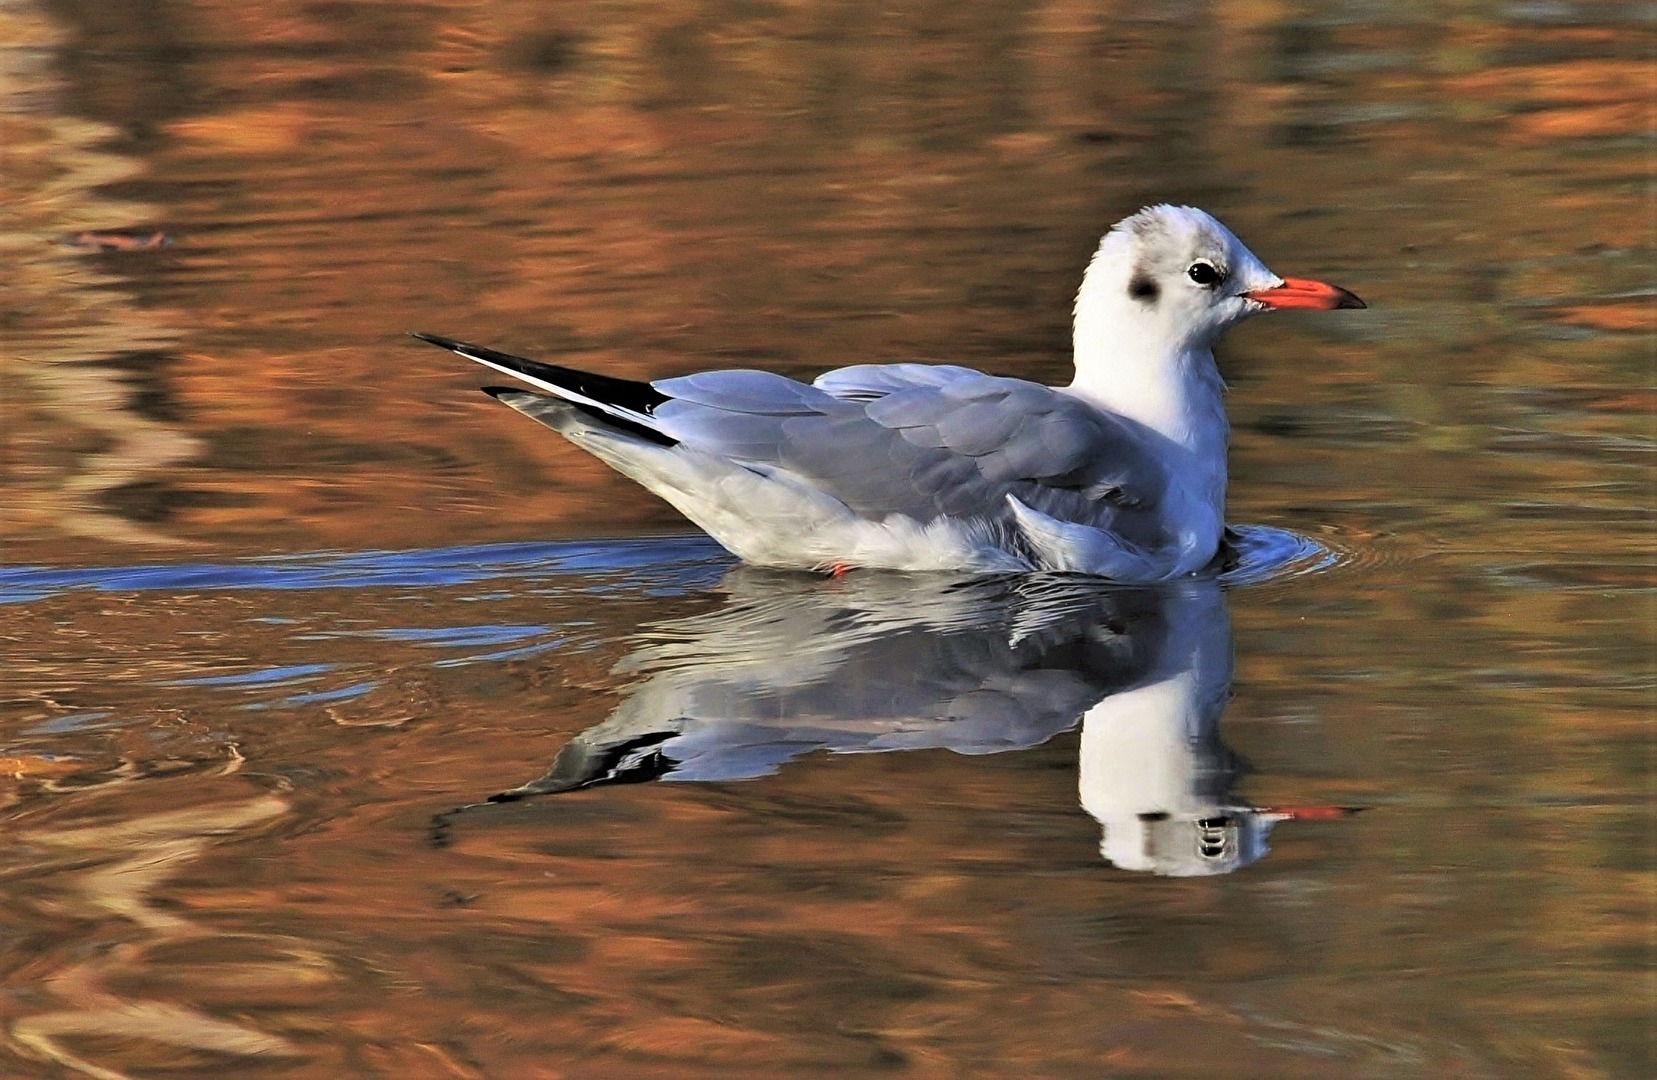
[{"left": 1, "top": 1, "right": 1650, "bottom": 1077}]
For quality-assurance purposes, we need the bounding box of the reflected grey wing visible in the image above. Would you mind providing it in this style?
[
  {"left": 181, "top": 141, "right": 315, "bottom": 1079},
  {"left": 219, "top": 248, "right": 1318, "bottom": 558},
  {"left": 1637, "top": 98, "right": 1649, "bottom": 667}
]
[
  {"left": 651, "top": 366, "right": 1165, "bottom": 527},
  {"left": 506, "top": 574, "right": 1174, "bottom": 794}
]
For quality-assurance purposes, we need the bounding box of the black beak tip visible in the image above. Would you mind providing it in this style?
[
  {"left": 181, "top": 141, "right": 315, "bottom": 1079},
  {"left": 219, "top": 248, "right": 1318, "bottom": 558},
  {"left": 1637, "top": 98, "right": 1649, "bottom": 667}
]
[{"left": 1336, "top": 288, "right": 1367, "bottom": 311}]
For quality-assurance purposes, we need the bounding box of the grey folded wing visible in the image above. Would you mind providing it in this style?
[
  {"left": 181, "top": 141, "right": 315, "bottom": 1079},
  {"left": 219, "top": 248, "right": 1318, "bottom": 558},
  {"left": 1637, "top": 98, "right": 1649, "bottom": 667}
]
[{"left": 650, "top": 364, "right": 1166, "bottom": 530}]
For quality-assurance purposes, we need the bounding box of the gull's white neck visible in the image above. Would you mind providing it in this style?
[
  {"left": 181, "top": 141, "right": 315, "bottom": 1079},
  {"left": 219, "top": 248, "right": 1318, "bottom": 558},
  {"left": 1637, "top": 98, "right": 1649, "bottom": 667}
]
[
  {"left": 1059, "top": 247, "right": 1231, "bottom": 573},
  {"left": 1065, "top": 266, "right": 1229, "bottom": 456}
]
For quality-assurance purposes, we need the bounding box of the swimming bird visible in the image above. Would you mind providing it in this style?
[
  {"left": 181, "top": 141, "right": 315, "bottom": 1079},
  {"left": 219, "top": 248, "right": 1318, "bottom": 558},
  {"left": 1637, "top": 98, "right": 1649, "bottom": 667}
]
[{"left": 415, "top": 205, "right": 1363, "bottom": 580}]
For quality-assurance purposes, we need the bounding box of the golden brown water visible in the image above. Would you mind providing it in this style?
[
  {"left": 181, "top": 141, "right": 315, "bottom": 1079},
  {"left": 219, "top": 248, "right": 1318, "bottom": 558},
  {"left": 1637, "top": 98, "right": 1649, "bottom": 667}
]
[{"left": 1, "top": 2, "right": 1651, "bottom": 1077}]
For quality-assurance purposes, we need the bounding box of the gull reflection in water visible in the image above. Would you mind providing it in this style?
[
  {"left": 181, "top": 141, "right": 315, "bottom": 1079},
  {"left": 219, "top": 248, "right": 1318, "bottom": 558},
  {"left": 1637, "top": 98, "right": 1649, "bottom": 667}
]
[{"left": 472, "top": 572, "right": 1348, "bottom": 876}]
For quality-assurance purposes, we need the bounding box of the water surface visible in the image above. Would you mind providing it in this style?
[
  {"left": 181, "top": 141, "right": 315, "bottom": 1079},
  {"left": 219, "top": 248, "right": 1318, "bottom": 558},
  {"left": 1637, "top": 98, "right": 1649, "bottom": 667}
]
[{"left": 1, "top": 2, "right": 1650, "bottom": 1077}]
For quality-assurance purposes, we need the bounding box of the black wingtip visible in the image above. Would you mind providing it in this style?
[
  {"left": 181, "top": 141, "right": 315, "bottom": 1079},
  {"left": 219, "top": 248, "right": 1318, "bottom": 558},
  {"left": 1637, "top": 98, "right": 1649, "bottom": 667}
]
[
  {"left": 411, "top": 331, "right": 465, "bottom": 351},
  {"left": 419, "top": 333, "right": 675, "bottom": 445}
]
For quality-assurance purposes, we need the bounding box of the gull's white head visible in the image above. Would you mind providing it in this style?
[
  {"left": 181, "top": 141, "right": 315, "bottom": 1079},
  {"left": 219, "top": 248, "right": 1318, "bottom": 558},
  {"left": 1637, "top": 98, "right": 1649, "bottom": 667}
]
[{"left": 1075, "top": 204, "right": 1365, "bottom": 362}]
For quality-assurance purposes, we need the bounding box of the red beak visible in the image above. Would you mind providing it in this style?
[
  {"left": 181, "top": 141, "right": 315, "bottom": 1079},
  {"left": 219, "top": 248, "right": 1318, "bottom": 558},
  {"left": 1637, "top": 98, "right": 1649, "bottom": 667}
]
[{"left": 1245, "top": 276, "right": 1366, "bottom": 310}]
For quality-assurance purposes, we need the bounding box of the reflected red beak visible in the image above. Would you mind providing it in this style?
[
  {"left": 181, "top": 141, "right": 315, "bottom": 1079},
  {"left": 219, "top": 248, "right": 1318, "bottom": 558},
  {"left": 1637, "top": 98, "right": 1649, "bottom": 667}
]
[
  {"left": 1261, "top": 805, "right": 1364, "bottom": 822},
  {"left": 1245, "top": 276, "right": 1366, "bottom": 310}
]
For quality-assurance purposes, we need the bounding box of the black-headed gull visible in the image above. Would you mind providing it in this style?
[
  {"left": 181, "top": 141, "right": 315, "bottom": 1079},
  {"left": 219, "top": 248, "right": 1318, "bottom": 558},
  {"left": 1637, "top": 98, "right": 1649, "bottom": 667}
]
[{"left": 416, "top": 205, "right": 1362, "bottom": 580}]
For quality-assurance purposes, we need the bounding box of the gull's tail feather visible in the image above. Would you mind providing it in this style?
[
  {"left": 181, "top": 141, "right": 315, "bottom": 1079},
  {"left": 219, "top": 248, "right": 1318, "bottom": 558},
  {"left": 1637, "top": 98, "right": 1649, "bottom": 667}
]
[
  {"left": 412, "top": 332, "right": 671, "bottom": 436},
  {"left": 483, "top": 387, "right": 678, "bottom": 448}
]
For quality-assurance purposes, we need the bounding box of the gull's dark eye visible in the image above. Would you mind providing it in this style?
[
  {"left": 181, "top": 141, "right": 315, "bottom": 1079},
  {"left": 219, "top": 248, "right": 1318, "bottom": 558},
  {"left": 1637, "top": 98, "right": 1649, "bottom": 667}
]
[{"left": 1187, "top": 260, "right": 1224, "bottom": 287}]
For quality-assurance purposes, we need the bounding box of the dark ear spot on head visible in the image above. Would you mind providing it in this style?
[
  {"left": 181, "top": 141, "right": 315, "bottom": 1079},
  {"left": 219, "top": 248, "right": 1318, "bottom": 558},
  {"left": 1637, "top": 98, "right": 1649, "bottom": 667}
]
[{"left": 1128, "top": 274, "right": 1159, "bottom": 303}]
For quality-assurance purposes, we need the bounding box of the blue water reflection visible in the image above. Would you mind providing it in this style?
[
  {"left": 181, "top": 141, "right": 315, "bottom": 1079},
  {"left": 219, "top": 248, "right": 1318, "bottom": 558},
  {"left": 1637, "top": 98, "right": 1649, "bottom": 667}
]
[
  {"left": 0, "top": 536, "right": 732, "bottom": 604},
  {"left": 0, "top": 525, "right": 1331, "bottom": 605}
]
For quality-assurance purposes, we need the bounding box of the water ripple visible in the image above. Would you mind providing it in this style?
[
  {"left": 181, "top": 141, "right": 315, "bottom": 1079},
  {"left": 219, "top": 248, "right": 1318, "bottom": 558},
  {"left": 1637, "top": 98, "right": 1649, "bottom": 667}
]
[
  {"left": 1221, "top": 524, "right": 1343, "bottom": 586},
  {"left": 170, "top": 663, "right": 339, "bottom": 687}
]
